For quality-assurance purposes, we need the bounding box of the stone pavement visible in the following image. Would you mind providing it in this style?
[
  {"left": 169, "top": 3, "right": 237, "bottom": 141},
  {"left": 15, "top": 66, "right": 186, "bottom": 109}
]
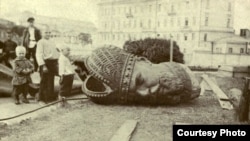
[{"left": 0, "top": 94, "right": 88, "bottom": 126}]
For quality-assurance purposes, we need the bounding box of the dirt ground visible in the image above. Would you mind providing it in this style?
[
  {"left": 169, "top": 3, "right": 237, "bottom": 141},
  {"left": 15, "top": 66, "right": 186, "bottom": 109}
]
[{"left": 0, "top": 73, "right": 247, "bottom": 141}]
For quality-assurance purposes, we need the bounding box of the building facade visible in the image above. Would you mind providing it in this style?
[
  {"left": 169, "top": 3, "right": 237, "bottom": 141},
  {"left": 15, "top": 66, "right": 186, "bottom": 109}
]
[{"left": 97, "top": 0, "right": 235, "bottom": 53}]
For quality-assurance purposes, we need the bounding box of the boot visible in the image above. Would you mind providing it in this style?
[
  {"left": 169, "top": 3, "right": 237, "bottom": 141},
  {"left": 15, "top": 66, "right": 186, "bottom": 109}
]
[
  {"left": 22, "top": 94, "right": 30, "bottom": 104},
  {"left": 14, "top": 95, "right": 20, "bottom": 105}
]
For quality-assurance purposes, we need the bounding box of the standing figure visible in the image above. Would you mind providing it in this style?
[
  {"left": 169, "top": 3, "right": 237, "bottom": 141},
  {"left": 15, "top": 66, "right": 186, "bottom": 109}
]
[
  {"left": 58, "top": 45, "right": 75, "bottom": 106},
  {"left": 36, "top": 29, "right": 59, "bottom": 103},
  {"left": 0, "top": 41, "right": 4, "bottom": 63},
  {"left": 22, "top": 17, "right": 41, "bottom": 71},
  {"left": 12, "top": 46, "right": 34, "bottom": 104},
  {"left": 3, "top": 30, "right": 17, "bottom": 68}
]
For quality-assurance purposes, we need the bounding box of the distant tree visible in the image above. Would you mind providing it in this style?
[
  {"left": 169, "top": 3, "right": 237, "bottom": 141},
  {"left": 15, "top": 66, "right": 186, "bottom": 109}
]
[
  {"left": 11, "top": 25, "right": 26, "bottom": 37},
  {"left": 123, "top": 38, "right": 185, "bottom": 64},
  {"left": 79, "top": 33, "right": 92, "bottom": 45}
]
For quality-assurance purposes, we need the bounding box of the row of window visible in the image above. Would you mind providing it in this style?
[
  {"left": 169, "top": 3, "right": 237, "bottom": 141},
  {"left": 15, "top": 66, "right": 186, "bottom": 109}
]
[
  {"left": 102, "top": 16, "right": 198, "bottom": 29},
  {"left": 100, "top": 32, "right": 208, "bottom": 42},
  {"left": 102, "top": 15, "right": 231, "bottom": 29},
  {"left": 228, "top": 48, "right": 248, "bottom": 54},
  {"left": 100, "top": 0, "right": 232, "bottom": 16},
  {"left": 213, "top": 48, "right": 250, "bottom": 54}
]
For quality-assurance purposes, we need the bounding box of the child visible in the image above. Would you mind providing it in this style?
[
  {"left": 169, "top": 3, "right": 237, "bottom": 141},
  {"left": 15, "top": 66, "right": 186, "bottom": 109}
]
[
  {"left": 58, "top": 45, "right": 75, "bottom": 106},
  {"left": 12, "top": 46, "right": 34, "bottom": 104}
]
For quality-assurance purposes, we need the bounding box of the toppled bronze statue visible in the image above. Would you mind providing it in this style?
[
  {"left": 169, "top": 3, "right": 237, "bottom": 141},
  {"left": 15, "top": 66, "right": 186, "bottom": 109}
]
[{"left": 82, "top": 45, "right": 200, "bottom": 105}]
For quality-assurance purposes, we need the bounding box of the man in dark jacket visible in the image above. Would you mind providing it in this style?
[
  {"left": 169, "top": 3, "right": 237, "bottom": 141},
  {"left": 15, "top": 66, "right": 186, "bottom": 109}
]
[
  {"left": 22, "top": 17, "right": 41, "bottom": 71},
  {"left": 3, "top": 30, "right": 17, "bottom": 68}
]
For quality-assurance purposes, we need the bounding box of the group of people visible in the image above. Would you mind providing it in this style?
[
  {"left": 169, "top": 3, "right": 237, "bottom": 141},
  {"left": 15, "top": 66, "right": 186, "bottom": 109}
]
[{"left": 1, "top": 17, "right": 76, "bottom": 105}]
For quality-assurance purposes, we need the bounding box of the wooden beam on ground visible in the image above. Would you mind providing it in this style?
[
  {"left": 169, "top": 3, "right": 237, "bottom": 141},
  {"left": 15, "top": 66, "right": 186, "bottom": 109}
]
[
  {"left": 200, "top": 79, "right": 212, "bottom": 95},
  {"left": 110, "top": 120, "right": 138, "bottom": 141},
  {"left": 202, "top": 75, "right": 233, "bottom": 110},
  {"left": 201, "top": 79, "right": 212, "bottom": 91}
]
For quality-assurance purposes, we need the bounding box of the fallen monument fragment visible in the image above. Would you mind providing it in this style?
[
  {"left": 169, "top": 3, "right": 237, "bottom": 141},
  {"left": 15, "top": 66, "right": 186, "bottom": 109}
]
[{"left": 81, "top": 45, "right": 201, "bottom": 105}]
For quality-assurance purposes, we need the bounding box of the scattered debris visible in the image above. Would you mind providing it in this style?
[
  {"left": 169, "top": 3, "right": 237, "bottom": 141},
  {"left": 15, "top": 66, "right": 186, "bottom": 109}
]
[
  {"left": 110, "top": 120, "right": 138, "bottom": 141},
  {"left": 228, "top": 88, "right": 242, "bottom": 108}
]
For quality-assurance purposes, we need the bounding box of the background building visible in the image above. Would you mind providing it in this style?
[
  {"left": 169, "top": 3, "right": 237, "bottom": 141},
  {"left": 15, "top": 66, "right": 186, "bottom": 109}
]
[{"left": 97, "top": 0, "right": 235, "bottom": 53}]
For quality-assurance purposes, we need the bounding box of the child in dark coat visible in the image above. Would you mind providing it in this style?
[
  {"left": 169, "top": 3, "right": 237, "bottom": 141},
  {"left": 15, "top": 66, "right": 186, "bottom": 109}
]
[{"left": 12, "top": 46, "right": 34, "bottom": 104}]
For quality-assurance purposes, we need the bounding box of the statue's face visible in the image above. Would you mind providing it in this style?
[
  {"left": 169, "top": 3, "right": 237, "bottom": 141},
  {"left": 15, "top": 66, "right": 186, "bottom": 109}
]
[
  {"left": 130, "top": 57, "right": 200, "bottom": 100},
  {"left": 130, "top": 58, "right": 161, "bottom": 96}
]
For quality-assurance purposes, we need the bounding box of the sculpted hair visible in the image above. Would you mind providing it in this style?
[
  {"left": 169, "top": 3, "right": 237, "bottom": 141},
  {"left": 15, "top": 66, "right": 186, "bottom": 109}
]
[{"left": 123, "top": 38, "right": 185, "bottom": 64}]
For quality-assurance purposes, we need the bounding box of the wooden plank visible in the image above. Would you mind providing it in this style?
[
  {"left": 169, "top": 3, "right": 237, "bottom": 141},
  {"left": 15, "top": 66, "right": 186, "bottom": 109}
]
[
  {"left": 110, "top": 120, "right": 137, "bottom": 141},
  {"left": 210, "top": 77, "right": 218, "bottom": 86},
  {"left": 202, "top": 75, "right": 233, "bottom": 110},
  {"left": 202, "top": 75, "right": 229, "bottom": 100},
  {"left": 200, "top": 80, "right": 212, "bottom": 91}
]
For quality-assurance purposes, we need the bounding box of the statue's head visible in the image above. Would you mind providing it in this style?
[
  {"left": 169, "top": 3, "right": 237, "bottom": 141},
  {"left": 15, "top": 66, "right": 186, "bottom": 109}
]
[{"left": 82, "top": 45, "right": 200, "bottom": 105}]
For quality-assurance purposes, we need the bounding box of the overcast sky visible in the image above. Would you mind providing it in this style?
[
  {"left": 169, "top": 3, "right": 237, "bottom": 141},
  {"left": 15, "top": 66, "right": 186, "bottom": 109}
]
[{"left": 0, "top": 0, "right": 249, "bottom": 34}]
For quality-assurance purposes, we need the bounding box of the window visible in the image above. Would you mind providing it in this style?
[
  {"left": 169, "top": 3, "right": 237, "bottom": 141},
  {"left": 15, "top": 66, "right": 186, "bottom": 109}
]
[
  {"left": 104, "top": 22, "right": 107, "bottom": 28},
  {"left": 192, "top": 33, "right": 195, "bottom": 40},
  {"left": 158, "top": 21, "right": 160, "bottom": 27},
  {"left": 184, "top": 34, "right": 188, "bottom": 41},
  {"left": 111, "top": 21, "right": 115, "bottom": 28},
  {"left": 227, "top": 18, "right": 230, "bottom": 27},
  {"left": 171, "top": 4, "right": 174, "bottom": 12},
  {"left": 149, "top": 5, "right": 152, "bottom": 12},
  {"left": 148, "top": 19, "right": 151, "bottom": 28},
  {"left": 134, "top": 20, "right": 136, "bottom": 28},
  {"left": 185, "top": 17, "right": 189, "bottom": 26},
  {"left": 158, "top": 4, "right": 161, "bottom": 11},
  {"left": 228, "top": 48, "right": 233, "bottom": 53},
  {"left": 240, "top": 48, "right": 244, "bottom": 53},
  {"left": 128, "top": 20, "right": 131, "bottom": 28},
  {"left": 204, "top": 33, "right": 207, "bottom": 41},
  {"left": 228, "top": 2, "right": 231, "bottom": 11},
  {"left": 164, "top": 19, "right": 167, "bottom": 27},
  {"left": 194, "top": 0, "right": 198, "bottom": 7},
  {"left": 123, "top": 21, "right": 126, "bottom": 28},
  {"left": 117, "top": 34, "right": 120, "bottom": 40},
  {"left": 205, "top": 16, "right": 209, "bottom": 26},
  {"left": 112, "top": 21, "right": 115, "bottom": 29},
  {"left": 171, "top": 18, "right": 173, "bottom": 26},
  {"left": 206, "top": 0, "right": 210, "bottom": 9},
  {"left": 118, "top": 7, "right": 121, "bottom": 14},
  {"left": 193, "top": 17, "right": 196, "bottom": 26},
  {"left": 186, "top": 0, "right": 189, "bottom": 8},
  {"left": 178, "top": 18, "right": 180, "bottom": 26},
  {"left": 183, "top": 48, "right": 186, "bottom": 53},
  {"left": 140, "top": 20, "right": 143, "bottom": 27}
]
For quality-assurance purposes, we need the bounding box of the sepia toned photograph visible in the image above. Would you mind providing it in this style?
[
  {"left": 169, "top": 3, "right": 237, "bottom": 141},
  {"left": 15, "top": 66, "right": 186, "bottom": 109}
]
[{"left": 0, "top": 0, "right": 250, "bottom": 141}]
